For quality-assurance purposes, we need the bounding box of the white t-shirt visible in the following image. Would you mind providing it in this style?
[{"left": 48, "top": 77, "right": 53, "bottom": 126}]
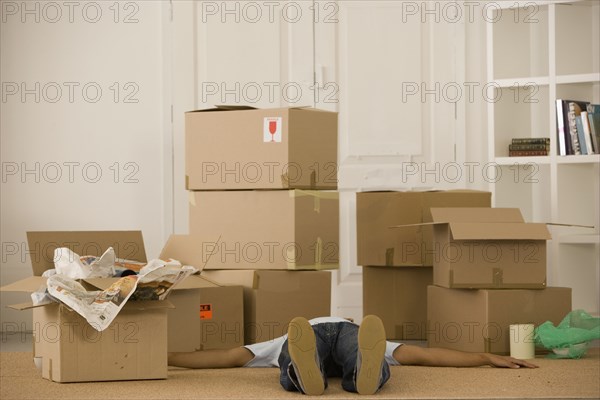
[{"left": 243, "top": 317, "right": 402, "bottom": 368}]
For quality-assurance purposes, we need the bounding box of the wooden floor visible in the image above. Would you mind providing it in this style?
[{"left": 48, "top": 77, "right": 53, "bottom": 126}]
[{"left": 1, "top": 349, "right": 599, "bottom": 399}]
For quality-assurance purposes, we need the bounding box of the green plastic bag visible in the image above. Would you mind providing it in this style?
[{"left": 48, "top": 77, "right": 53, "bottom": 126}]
[{"left": 534, "top": 309, "right": 600, "bottom": 359}]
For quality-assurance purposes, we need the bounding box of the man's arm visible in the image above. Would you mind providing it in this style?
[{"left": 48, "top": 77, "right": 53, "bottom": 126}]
[
  {"left": 393, "top": 344, "right": 538, "bottom": 369},
  {"left": 168, "top": 347, "right": 254, "bottom": 369}
]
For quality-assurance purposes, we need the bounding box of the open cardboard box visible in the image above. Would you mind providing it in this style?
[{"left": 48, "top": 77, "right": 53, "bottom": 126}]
[
  {"left": 186, "top": 106, "right": 338, "bottom": 190},
  {"left": 1, "top": 231, "right": 243, "bottom": 382},
  {"left": 392, "top": 208, "right": 552, "bottom": 289},
  {"left": 357, "top": 190, "right": 491, "bottom": 267}
]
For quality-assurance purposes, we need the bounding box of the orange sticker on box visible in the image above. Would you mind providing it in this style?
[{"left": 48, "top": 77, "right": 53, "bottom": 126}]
[{"left": 200, "top": 304, "right": 213, "bottom": 320}]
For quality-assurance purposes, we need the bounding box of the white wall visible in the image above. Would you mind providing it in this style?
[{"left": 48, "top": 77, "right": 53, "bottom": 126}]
[{"left": 1, "top": 2, "right": 168, "bottom": 330}]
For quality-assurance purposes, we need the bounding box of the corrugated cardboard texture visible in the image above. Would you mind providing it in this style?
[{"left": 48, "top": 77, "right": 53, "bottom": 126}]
[
  {"left": 33, "top": 303, "right": 167, "bottom": 382},
  {"left": 429, "top": 207, "right": 524, "bottom": 223},
  {"left": 189, "top": 190, "right": 339, "bottom": 270},
  {"left": 26, "top": 231, "right": 146, "bottom": 276},
  {"left": 185, "top": 107, "right": 337, "bottom": 190},
  {"left": 363, "top": 266, "right": 432, "bottom": 340},
  {"left": 159, "top": 234, "right": 221, "bottom": 271},
  {"left": 427, "top": 285, "right": 572, "bottom": 354},
  {"left": 168, "top": 284, "right": 244, "bottom": 352},
  {"left": 357, "top": 190, "right": 491, "bottom": 267},
  {"left": 431, "top": 208, "right": 550, "bottom": 289},
  {"left": 202, "top": 270, "right": 331, "bottom": 344}
]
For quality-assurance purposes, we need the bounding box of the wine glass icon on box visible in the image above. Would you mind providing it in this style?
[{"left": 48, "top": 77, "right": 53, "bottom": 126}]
[{"left": 264, "top": 117, "right": 282, "bottom": 142}]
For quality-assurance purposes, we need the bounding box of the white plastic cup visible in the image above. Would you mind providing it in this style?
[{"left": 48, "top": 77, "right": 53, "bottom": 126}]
[{"left": 509, "top": 324, "right": 535, "bottom": 359}]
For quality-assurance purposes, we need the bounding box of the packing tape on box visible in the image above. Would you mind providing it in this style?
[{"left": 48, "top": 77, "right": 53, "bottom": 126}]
[
  {"left": 385, "top": 248, "right": 394, "bottom": 266},
  {"left": 448, "top": 269, "right": 546, "bottom": 289},
  {"left": 289, "top": 190, "right": 339, "bottom": 213},
  {"left": 280, "top": 171, "right": 318, "bottom": 189},
  {"left": 286, "top": 237, "right": 329, "bottom": 270}
]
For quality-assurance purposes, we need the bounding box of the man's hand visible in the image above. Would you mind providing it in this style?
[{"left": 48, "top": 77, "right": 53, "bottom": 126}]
[
  {"left": 484, "top": 354, "right": 538, "bottom": 369},
  {"left": 394, "top": 345, "right": 540, "bottom": 368}
]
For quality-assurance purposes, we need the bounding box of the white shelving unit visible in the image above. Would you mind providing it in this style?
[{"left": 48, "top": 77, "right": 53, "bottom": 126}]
[{"left": 486, "top": 0, "right": 600, "bottom": 315}]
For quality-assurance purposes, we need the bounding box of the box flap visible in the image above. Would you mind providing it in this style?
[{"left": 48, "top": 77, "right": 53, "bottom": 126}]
[
  {"left": 7, "top": 302, "right": 39, "bottom": 311},
  {"left": 0, "top": 276, "right": 47, "bottom": 293},
  {"left": 449, "top": 223, "right": 552, "bottom": 240},
  {"left": 430, "top": 208, "right": 524, "bottom": 223},
  {"left": 26, "top": 231, "right": 147, "bottom": 276},
  {"left": 186, "top": 105, "right": 257, "bottom": 113},
  {"left": 159, "top": 234, "right": 219, "bottom": 271},
  {"left": 171, "top": 275, "right": 220, "bottom": 290},
  {"left": 201, "top": 270, "right": 258, "bottom": 289}
]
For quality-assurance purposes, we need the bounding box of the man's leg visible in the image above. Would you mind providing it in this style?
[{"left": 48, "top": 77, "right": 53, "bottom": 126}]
[
  {"left": 333, "top": 316, "right": 389, "bottom": 394},
  {"left": 278, "top": 317, "right": 326, "bottom": 395},
  {"left": 356, "top": 315, "right": 389, "bottom": 395}
]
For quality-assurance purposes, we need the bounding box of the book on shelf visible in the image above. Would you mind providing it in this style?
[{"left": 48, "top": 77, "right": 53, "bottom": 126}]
[
  {"left": 556, "top": 99, "right": 591, "bottom": 156},
  {"left": 509, "top": 143, "right": 550, "bottom": 151},
  {"left": 507, "top": 138, "right": 550, "bottom": 156},
  {"left": 508, "top": 150, "right": 549, "bottom": 157},
  {"left": 510, "top": 137, "right": 550, "bottom": 145},
  {"left": 587, "top": 104, "right": 600, "bottom": 154}
]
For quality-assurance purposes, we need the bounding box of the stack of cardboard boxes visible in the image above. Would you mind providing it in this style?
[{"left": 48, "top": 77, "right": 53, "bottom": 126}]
[
  {"left": 358, "top": 193, "right": 573, "bottom": 354},
  {"left": 356, "top": 190, "right": 492, "bottom": 340},
  {"left": 185, "top": 106, "right": 339, "bottom": 344},
  {"left": 424, "top": 207, "right": 572, "bottom": 354}
]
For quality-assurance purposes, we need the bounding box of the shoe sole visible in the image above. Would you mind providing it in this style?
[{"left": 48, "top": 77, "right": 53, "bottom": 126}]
[
  {"left": 356, "top": 315, "right": 387, "bottom": 395},
  {"left": 287, "top": 317, "right": 325, "bottom": 396}
]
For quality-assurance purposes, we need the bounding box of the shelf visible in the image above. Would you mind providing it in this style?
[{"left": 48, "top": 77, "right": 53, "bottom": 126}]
[
  {"left": 559, "top": 234, "right": 600, "bottom": 244},
  {"left": 495, "top": 156, "right": 551, "bottom": 165},
  {"left": 556, "top": 73, "right": 600, "bottom": 85},
  {"left": 556, "top": 154, "right": 600, "bottom": 164},
  {"left": 493, "top": 77, "right": 549, "bottom": 88}
]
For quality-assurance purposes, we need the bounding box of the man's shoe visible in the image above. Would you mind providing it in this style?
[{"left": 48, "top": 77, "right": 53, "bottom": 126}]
[
  {"left": 356, "top": 315, "right": 387, "bottom": 395},
  {"left": 287, "top": 317, "right": 325, "bottom": 396}
]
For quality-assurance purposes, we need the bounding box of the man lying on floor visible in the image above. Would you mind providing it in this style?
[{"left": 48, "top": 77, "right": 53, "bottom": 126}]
[{"left": 168, "top": 315, "right": 538, "bottom": 396}]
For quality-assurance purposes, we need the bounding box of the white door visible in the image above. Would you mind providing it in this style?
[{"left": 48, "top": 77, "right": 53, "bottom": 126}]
[
  {"left": 170, "top": 1, "right": 463, "bottom": 323},
  {"left": 170, "top": 0, "right": 315, "bottom": 233},
  {"left": 314, "top": 1, "right": 464, "bottom": 322}
]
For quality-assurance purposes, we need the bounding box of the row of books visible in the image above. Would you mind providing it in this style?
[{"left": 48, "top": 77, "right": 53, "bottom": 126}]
[
  {"left": 508, "top": 137, "right": 549, "bottom": 157},
  {"left": 556, "top": 100, "right": 600, "bottom": 156}
]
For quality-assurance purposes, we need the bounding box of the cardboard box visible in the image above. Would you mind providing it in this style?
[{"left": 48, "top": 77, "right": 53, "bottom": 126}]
[
  {"left": 159, "top": 235, "right": 245, "bottom": 351},
  {"left": 185, "top": 106, "right": 338, "bottom": 190},
  {"left": 1, "top": 231, "right": 168, "bottom": 382},
  {"left": 427, "top": 285, "right": 572, "bottom": 354},
  {"left": 363, "top": 266, "right": 432, "bottom": 340},
  {"left": 168, "top": 275, "right": 244, "bottom": 352},
  {"left": 190, "top": 190, "right": 339, "bottom": 270},
  {"left": 201, "top": 270, "right": 331, "bottom": 344},
  {"left": 426, "top": 208, "right": 551, "bottom": 289},
  {"left": 0, "top": 232, "right": 225, "bottom": 382},
  {"left": 357, "top": 190, "right": 491, "bottom": 267}
]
